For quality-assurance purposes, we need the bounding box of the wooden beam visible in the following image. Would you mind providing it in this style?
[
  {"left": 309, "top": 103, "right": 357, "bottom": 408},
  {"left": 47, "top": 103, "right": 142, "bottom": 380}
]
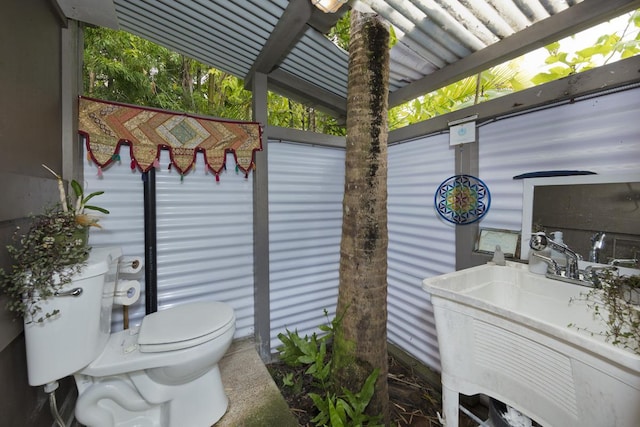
[
  {"left": 388, "top": 0, "right": 640, "bottom": 108},
  {"left": 244, "top": 0, "right": 313, "bottom": 89},
  {"left": 268, "top": 68, "right": 348, "bottom": 122},
  {"left": 266, "top": 125, "right": 346, "bottom": 148}
]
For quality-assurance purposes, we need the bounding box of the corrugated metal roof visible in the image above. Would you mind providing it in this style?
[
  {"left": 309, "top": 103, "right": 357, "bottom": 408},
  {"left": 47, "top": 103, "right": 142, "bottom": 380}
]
[{"left": 56, "top": 0, "right": 640, "bottom": 120}]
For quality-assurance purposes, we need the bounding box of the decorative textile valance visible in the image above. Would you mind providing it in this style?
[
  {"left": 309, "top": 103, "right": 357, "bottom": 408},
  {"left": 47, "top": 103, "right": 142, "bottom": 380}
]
[{"left": 78, "top": 97, "right": 262, "bottom": 179}]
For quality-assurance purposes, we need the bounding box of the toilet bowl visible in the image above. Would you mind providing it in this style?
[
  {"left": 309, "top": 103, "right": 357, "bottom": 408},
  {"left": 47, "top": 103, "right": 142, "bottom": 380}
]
[
  {"left": 23, "top": 247, "right": 236, "bottom": 427},
  {"left": 75, "top": 301, "right": 235, "bottom": 427}
]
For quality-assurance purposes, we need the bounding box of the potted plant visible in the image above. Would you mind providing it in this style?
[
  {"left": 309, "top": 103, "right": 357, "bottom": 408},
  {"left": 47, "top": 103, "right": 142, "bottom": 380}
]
[{"left": 0, "top": 165, "right": 109, "bottom": 323}]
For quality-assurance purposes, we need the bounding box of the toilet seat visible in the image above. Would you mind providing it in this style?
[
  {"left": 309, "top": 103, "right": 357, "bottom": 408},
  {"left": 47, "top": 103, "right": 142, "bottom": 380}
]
[{"left": 138, "top": 301, "right": 234, "bottom": 353}]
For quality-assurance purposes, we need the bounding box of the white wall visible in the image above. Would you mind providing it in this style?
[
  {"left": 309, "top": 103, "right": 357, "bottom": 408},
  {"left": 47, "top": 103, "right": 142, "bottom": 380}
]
[
  {"left": 478, "top": 87, "right": 640, "bottom": 233},
  {"left": 268, "top": 141, "right": 345, "bottom": 350},
  {"left": 85, "top": 145, "right": 255, "bottom": 338},
  {"left": 387, "top": 134, "right": 456, "bottom": 370}
]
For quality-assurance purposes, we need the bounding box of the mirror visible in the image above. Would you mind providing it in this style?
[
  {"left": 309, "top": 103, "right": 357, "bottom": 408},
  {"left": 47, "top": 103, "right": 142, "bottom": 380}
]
[{"left": 520, "top": 172, "right": 640, "bottom": 266}]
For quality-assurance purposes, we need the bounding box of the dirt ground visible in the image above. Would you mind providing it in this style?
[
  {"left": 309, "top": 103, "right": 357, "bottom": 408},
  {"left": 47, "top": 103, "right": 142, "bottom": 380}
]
[{"left": 268, "top": 353, "right": 486, "bottom": 426}]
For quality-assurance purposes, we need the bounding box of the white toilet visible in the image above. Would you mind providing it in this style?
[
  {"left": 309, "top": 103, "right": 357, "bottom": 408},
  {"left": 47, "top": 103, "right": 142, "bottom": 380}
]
[{"left": 24, "top": 247, "right": 236, "bottom": 427}]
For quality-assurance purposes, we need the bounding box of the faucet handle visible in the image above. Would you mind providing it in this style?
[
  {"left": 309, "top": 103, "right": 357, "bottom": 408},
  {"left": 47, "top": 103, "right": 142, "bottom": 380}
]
[
  {"left": 608, "top": 258, "right": 639, "bottom": 268},
  {"left": 584, "top": 265, "right": 619, "bottom": 286},
  {"left": 530, "top": 234, "right": 549, "bottom": 251}
]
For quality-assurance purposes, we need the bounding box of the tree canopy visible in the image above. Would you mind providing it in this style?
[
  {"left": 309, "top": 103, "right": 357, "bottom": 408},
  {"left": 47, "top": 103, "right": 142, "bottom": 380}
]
[{"left": 83, "top": 27, "right": 345, "bottom": 135}]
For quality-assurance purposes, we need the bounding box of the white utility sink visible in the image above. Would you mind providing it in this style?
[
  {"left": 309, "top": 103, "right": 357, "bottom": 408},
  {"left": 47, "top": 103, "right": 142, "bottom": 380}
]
[{"left": 422, "top": 261, "right": 640, "bottom": 427}]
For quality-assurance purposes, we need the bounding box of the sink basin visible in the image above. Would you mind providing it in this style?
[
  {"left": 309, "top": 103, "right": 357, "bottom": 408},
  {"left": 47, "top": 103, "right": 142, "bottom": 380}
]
[
  {"left": 423, "top": 261, "right": 638, "bottom": 349},
  {"left": 422, "top": 261, "right": 640, "bottom": 427}
]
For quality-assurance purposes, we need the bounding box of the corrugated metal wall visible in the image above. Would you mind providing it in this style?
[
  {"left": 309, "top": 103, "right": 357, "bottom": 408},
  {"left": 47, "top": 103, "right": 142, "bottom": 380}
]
[
  {"left": 85, "top": 145, "right": 255, "bottom": 337},
  {"left": 85, "top": 145, "right": 146, "bottom": 330},
  {"left": 85, "top": 86, "right": 639, "bottom": 372},
  {"left": 266, "top": 135, "right": 457, "bottom": 367},
  {"left": 478, "top": 87, "right": 640, "bottom": 233},
  {"left": 387, "top": 134, "right": 455, "bottom": 370},
  {"left": 268, "top": 141, "right": 345, "bottom": 350},
  {"left": 154, "top": 150, "right": 255, "bottom": 338}
]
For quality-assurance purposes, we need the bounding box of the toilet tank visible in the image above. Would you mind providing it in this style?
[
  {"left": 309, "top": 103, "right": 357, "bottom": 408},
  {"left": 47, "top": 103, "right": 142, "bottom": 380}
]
[{"left": 24, "top": 246, "right": 122, "bottom": 386}]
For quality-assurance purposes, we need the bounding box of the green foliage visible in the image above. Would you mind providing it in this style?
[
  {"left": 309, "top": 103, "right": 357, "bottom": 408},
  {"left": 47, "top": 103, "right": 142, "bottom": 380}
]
[
  {"left": 327, "top": 11, "right": 350, "bottom": 51},
  {"left": 391, "top": 10, "right": 640, "bottom": 129},
  {"left": 0, "top": 169, "right": 106, "bottom": 322},
  {"left": 277, "top": 310, "right": 338, "bottom": 388},
  {"left": 0, "top": 208, "right": 91, "bottom": 323},
  {"left": 309, "top": 369, "right": 383, "bottom": 427},
  {"left": 70, "top": 179, "right": 109, "bottom": 215},
  {"left": 84, "top": 11, "right": 639, "bottom": 134},
  {"left": 569, "top": 273, "right": 640, "bottom": 355},
  {"left": 532, "top": 11, "right": 640, "bottom": 85},
  {"left": 389, "top": 61, "right": 532, "bottom": 129},
  {"left": 83, "top": 27, "right": 345, "bottom": 135},
  {"left": 275, "top": 310, "right": 382, "bottom": 426}
]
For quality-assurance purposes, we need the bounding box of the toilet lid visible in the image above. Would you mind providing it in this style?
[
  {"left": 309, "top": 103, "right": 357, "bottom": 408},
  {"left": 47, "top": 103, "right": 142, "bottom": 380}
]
[{"left": 138, "top": 301, "right": 234, "bottom": 353}]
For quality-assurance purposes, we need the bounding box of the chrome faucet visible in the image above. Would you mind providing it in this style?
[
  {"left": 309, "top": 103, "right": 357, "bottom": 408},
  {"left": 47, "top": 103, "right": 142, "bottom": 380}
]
[
  {"left": 531, "top": 252, "right": 561, "bottom": 275},
  {"left": 584, "top": 265, "right": 619, "bottom": 287},
  {"left": 609, "top": 258, "right": 639, "bottom": 268},
  {"left": 589, "top": 232, "right": 606, "bottom": 263},
  {"left": 530, "top": 234, "right": 581, "bottom": 280}
]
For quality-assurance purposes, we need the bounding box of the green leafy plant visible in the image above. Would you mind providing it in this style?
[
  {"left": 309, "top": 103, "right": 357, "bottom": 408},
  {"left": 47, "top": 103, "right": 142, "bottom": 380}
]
[
  {"left": 277, "top": 309, "right": 342, "bottom": 389},
  {"left": 0, "top": 208, "right": 91, "bottom": 323},
  {"left": 43, "top": 164, "right": 109, "bottom": 227},
  {"left": 275, "top": 310, "right": 383, "bottom": 426},
  {"left": 70, "top": 179, "right": 109, "bottom": 227},
  {"left": 569, "top": 272, "right": 640, "bottom": 355},
  {"left": 309, "top": 369, "right": 383, "bottom": 427},
  {"left": 0, "top": 166, "right": 109, "bottom": 323}
]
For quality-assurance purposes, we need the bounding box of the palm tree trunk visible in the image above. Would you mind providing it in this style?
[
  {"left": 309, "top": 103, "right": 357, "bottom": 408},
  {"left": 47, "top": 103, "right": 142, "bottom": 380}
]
[{"left": 331, "top": 9, "right": 391, "bottom": 424}]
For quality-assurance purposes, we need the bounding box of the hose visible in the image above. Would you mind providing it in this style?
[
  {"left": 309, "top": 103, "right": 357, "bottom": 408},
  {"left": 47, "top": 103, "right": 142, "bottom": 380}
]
[{"left": 48, "top": 390, "right": 67, "bottom": 427}]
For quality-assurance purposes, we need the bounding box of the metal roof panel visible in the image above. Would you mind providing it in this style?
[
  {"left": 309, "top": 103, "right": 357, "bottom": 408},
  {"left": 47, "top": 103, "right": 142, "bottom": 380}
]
[{"left": 59, "top": 0, "right": 638, "bottom": 114}]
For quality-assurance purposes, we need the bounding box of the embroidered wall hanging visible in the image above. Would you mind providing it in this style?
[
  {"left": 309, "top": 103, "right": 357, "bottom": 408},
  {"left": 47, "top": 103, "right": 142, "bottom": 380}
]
[{"left": 78, "top": 97, "right": 262, "bottom": 180}]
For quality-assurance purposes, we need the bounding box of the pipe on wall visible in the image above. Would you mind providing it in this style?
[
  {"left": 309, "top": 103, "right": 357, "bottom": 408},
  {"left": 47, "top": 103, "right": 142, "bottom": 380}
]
[{"left": 143, "top": 169, "right": 158, "bottom": 314}]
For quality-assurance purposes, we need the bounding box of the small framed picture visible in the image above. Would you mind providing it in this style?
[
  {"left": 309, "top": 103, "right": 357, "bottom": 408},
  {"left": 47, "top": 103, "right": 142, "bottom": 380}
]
[{"left": 475, "top": 228, "right": 521, "bottom": 258}]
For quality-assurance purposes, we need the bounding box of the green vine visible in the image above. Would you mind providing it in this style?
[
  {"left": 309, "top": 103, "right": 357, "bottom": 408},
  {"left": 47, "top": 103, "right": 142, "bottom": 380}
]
[
  {"left": 0, "top": 165, "right": 110, "bottom": 323},
  {"left": 569, "top": 272, "right": 640, "bottom": 355},
  {"left": 0, "top": 208, "right": 91, "bottom": 323}
]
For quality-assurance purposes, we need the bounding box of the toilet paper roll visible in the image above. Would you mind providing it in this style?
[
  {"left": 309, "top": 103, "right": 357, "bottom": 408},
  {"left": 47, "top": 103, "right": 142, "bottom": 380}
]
[
  {"left": 113, "top": 280, "right": 141, "bottom": 306},
  {"left": 119, "top": 256, "right": 144, "bottom": 275}
]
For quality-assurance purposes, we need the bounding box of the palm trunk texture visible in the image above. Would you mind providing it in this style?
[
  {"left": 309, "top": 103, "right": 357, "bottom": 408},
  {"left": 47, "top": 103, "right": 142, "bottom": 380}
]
[{"left": 332, "top": 10, "right": 391, "bottom": 424}]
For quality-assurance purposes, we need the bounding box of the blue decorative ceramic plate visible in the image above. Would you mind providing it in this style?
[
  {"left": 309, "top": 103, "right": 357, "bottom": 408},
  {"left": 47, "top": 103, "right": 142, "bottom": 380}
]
[{"left": 435, "top": 175, "right": 491, "bottom": 225}]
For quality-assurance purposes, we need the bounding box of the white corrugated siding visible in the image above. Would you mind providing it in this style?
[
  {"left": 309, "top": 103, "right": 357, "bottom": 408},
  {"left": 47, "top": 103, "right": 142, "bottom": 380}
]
[
  {"left": 84, "top": 144, "right": 147, "bottom": 331},
  {"left": 154, "top": 149, "right": 254, "bottom": 338},
  {"left": 388, "top": 86, "right": 640, "bottom": 372},
  {"left": 267, "top": 136, "right": 457, "bottom": 368},
  {"left": 268, "top": 141, "right": 345, "bottom": 351},
  {"left": 478, "top": 87, "right": 640, "bottom": 233},
  {"left": 85, "top": 86, "right": 640, "bottom": 371},
  {"left": 387, "top": 134, "right": 455, "bottom": 370},
  {"left": 85, "top": 144, "right": 254, "bottom": 337}
]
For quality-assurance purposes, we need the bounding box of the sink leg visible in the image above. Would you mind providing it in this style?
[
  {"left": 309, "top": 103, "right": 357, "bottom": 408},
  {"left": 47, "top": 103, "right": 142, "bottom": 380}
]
[{"left": 441, "top": 384, "right": 459, "bottom": 427}]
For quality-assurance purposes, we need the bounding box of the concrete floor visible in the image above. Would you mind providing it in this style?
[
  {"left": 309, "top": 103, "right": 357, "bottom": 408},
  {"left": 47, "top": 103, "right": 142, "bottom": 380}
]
[{"left": 216, "top": 339, "right": 299, "bottom": 427}]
